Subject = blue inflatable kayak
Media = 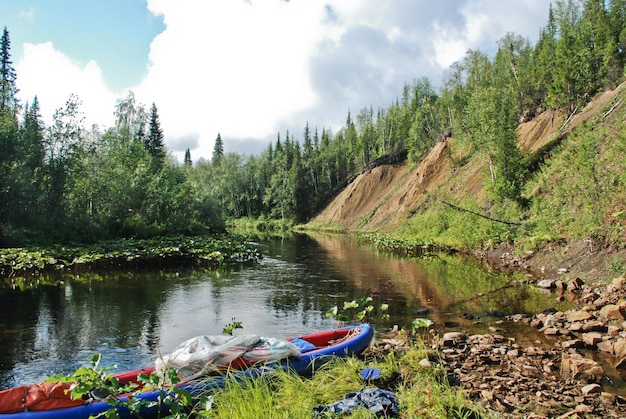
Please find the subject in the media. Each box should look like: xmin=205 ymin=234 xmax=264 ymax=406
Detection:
xmin=0 ymin=325 xmax=374 ymax=418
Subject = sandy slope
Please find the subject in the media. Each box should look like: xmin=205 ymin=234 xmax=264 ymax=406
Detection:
xmin=312 ymin=81 xmax=625 ymax=235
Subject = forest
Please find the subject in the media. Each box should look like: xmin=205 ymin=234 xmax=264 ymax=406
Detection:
xmin=1 ymin=0 xmax=625 ymax=246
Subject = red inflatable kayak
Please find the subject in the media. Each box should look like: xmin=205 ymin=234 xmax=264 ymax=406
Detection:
xmin=0 ymin=325 xmax=374 ymax=418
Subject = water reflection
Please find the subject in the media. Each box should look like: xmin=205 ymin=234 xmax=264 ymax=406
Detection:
xmin=307 ymin=234 xmax=572 ymax=329
xmin=0 ymin=234 xmax=570 ymax=390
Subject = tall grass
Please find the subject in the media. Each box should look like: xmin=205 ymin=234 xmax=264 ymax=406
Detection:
xmin=201 ymin=344 xmax=492 ymax=418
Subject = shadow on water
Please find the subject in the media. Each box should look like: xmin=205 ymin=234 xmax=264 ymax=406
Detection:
xmin=0 ymin=233 xmax=576 ymax=390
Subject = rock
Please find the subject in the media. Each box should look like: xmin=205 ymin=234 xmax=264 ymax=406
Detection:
xmin=582 ymin=320 xmax=606 ymax=332
xmin=441 ymin=332 xmax=466 ymax=347
xmin=613 ymin=339 xmax=626 ymax=358
xmin=543 ymin=327 xmax=560 ymax=335
xmin=575 ymin=403 xmax=594 ymax=413
xmin=568 ymin=321 xmax=583 ymax=332
xmin=507 ymin=348 xmax=520 ymax=358
xmin=566 ymin=310 xmax=593 ymax=322
xmin=558 ymin=267 xmax=569 ymax=274
xmin=537 ymin=279 xmax=556 ymax=289
xmin=561 ymin=339 xmax=584 ymax=349
xmin=613 ymin=275 xmax=626 ymax=286
xmin=567 ymin=277 xmax=584 ymax=291
xmin=599 ymin=304 xmax=626 ymax=320
xmin=596 ymin=340 xmax=615 ymax=354
xmin=581 ymin=383 xmax=601 ymax=395
xmin=480 ymin=390 xmax=494 ymax=401
xmin=600 ymin=392 xmax=616 ymax=404
xmin=581 ymin=291 xmax=598 ymax=302
xmin=614 ymin=354 xmax=626 ymax=369
xmin=581 ymin=332 xmax=603 ymax=347
xmin=607 ymin=325 xmax=621 ymax=337
xmin=419 ymin=358 xmax=432 ymax=368
xmin=561 ymin=353 xmax=604 ymax=381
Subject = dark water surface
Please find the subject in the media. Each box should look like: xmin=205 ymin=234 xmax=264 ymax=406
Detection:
xmin=0 ymin=234 xmax=571 ymax=389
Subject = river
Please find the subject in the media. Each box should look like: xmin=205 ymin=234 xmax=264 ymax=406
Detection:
xmin=0 ymin=233 xmax=571 ymax=389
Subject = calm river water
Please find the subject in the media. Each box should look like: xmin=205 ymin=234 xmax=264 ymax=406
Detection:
xmin=0 ymin=233 xmax=570 ymax=390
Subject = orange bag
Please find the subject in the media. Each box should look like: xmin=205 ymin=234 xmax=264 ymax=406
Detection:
xmin=0 ymin=382 xmax=86 ymax=413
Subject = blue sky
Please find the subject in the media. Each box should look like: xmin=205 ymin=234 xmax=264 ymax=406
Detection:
xmin=5 ymin=0 xmax=164 ymax=90
xmin=2 ymin=1 xmax=549 ymax=162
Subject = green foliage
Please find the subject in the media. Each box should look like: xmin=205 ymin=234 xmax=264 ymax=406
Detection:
xmin=357 ymin=233 xmax=447 ymax=256
xmin=607 ymin=255 xmax=626 ymax=274
xmin=522 ymin=100 xmax=626 ymax=246
xmin=49 ymin=353 xmax=211 ymax=419
xmin=0 ymin=235 xmax=261 ymax=285
xmin=222 ymin=317 xmax=243 ymax=335
xmin=325 ymin=296 xmax=390 ymax=325
xmin=205 ymin=343 xmax=486 ymax=418
xmin=2 ymin=0 xmax=626 ymax=250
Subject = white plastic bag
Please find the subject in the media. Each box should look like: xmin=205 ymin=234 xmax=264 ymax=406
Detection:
xmin=155 ymin=334 xmax=302 ymax=381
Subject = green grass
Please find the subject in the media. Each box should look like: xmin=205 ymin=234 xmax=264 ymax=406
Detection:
xmin=200 ymin=344 xmax=492 ymax=418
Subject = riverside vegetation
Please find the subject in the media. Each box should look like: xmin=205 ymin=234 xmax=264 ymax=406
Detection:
xmin=0 ymin=235 xmax=261 ymax=289
xmin=2 ymin=0 xmax=626 ymax=417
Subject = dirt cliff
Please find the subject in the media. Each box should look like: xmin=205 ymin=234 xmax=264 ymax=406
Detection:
xmin=312 ymin=82 xmax=624 ymax=234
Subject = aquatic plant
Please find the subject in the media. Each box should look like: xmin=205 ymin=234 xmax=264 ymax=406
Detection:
xmin=326 ymin=296 xmax=390 ymax=325
xmin=0 ymin=234 xmax=262 ymax=289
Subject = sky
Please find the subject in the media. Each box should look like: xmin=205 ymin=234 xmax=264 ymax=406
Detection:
xmin=2 ymin=0 xmax=550 ymax=163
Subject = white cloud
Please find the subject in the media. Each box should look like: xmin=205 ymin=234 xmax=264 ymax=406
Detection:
xmin=136 ymin=0 xmax=329 ymax=159
xmin=16 ymin=42 xmax=117 ymax=130
xmin=14 ymin=1 xmax=549 ymax=162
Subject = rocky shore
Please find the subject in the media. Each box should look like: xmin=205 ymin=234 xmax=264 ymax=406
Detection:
xmin=366 ymin=274 xmax=626 ymax=418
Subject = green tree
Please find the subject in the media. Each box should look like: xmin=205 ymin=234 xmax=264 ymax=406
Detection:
xmin=145 ymin=102 xmax=166 ymax=170
xmin=0 ymin=27 xmax=18 ymax=114
xmin=0 ymin=26 xmax=19 ymax=236
xmin=495 ymin=33 xmax=535 ymax=119
xmin=212 ymin=133 xmax=224 ymax=166
xmin=549 ymin=0 xmax=592 ymax=112
xmin=15 ymin=97 xmax=46 ymax=225
xmin=184 ymin=148 xmax=192 ymax=167
xmin=608 ymin=0 xmax=626 ymax=74
xmin=582 ymin=0 xmax=621 ymax=87
xmin=42 ymin=94 xmax=86 ymax=226
xmin=114 ymin=91 xmax=147 ymax=143
xmin=407 ymin=77 xmax=443 ymax=161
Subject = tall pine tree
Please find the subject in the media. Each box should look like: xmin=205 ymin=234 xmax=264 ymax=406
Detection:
xmin=184 ymin=148 xmax=192 ymax=167
xmin=212 ymin=133 xmax=224 ymax=166
xmin=0 ymin=27 xmax=18 ymax=114
xmin=146 ymin=102 xmax=166 ymax=170
xmin=0 ymin=27 xmax=19 ymax=234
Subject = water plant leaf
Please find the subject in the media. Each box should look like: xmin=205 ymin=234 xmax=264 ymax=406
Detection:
xmin=411 ymin=318 xmax=434 ymax=329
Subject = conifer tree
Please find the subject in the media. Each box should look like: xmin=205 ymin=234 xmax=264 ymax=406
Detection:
xmin=0 ymin=27 xmax=19 ymax=232
xmin=0 ymin=27 xmax=18 ymax=114
xmin=212 ymin=133 xmax=224 ymax=166
xmin=146 ymin=102 xmax=166 ymax=169
xmin=184 ymin=148 xmax=192 ymax=167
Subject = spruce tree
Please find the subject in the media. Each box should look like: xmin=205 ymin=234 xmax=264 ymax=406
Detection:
xmin=184 ymin=148 xmax=192 ymax=167
xmin=212 ymin=133 xmax=224 ymax=166
xmin=0 ymin=27 xmax=18 ymax=114
xmin=0 ymin=26 xmax=19 ymax=232
xmin=146 ymin=102 xmax=166 ymax=170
